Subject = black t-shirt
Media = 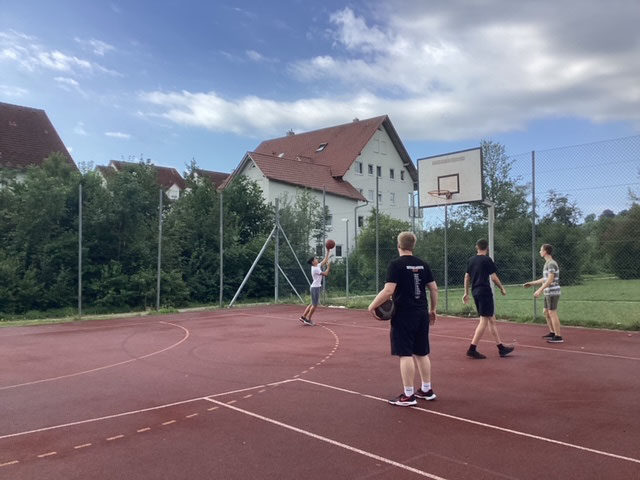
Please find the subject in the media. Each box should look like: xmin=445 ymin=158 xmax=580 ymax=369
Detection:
xmin=385 ymin=255 xmax=435 ymax=312
xmin=466 ymin=254 xmax=496 ymax=296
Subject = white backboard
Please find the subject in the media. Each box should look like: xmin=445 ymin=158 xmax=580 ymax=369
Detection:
xmin=417 ymin=147 xmax=483 ymax=208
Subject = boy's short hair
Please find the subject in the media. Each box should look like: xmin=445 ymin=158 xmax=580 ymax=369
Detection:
xmin=397 ymin=231 xmax=416 ymax=251
xmin=542 ymin=244 xmax=553 ymax=255
xmin=476 ymin=239 xmax=489 ymax=250
xmin=307 ymin=256 xmax=316 ymax=265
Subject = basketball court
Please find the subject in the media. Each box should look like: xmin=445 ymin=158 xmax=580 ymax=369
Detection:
xmin=1 ymin=306 xmax=639 ymax=479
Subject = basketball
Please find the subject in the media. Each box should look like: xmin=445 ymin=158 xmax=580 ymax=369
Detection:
xmin=326 ymin=239 xmax=335 ymax=249
xmin=374 ymin=298 xmax=395 ymax=321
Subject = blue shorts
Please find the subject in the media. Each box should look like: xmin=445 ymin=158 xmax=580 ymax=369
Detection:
xmin=310 ymin=287 xmax=321 ymax=306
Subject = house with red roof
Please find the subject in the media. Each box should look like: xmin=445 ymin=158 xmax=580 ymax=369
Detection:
xmin=220 ymin=115 xmax=418 ymax=256
xmin=0 ymin=101 xmax=76 ymax=182
xmin=193 ymin=168 xmax=228 ymax=188
xmin=97 ymin=160 xmax=186 ymax=200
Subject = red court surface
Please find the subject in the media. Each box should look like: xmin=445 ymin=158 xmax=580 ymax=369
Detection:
xmin=1 ymin=305 xmax=639 ymax=479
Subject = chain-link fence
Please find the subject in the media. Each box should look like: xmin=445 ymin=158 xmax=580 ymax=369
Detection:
xmin=1 ymin=136 xmax=639 ymax=328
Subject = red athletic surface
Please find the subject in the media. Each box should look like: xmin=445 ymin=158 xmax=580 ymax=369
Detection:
xmin=1 ymin=306 xmax=639 ymax=479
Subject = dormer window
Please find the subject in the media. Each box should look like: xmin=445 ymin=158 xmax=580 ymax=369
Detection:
xmin=278 ymin=152 xmax=285 ymax=158
xmin=316 ymin=143 xmax=328 ymax=152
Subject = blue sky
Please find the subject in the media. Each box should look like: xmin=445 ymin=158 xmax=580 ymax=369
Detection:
xmin=2 ymin=0 xmax=639 ymax=201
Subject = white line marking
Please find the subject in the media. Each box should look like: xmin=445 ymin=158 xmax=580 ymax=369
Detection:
xmin=297 ymin=378 xmax=640 ymax=465
xmin=74 ymin=443 xmax=92 ymax=449
xmin=207 ymin=407 xmax=219 ymax=411
xmin=37 ymin=452 xmax=57 ymax=458
xmin=0 ymin=381 xmax=297 ymax=441
xmin=0 ymin=322 xmax=191 ymax=390
xmin=162 ymin=420 xmax=176 ymax=426
xmin=242 ymin=395 xmax=253 ymax=399
xmin=203 ymin=398 xmax=448 ymax=480
xmin=186 ymin=413 xmax=199 ymax=418
xmin=106 ymin=435 xmax=124 ymax=441
xmin=137 ymin=428 xmax=151 ymax=433
xmin=0 ymin=460 xmax=19 ymax=467
xmin=227 ymin=400 xmax=237 ymax=405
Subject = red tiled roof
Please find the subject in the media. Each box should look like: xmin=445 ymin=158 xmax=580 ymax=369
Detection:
xmin=194 ymin=168 xmax=228 ymax=187
xmin=238 ymin=152 xmax=366 ymax=201
xmin=108 ymin=160 xmax=186 ymax=190
xmin=254 ymin=115 xmax=417 ymax=180
xmin=0 ymin=101 xmax=76 ymax=170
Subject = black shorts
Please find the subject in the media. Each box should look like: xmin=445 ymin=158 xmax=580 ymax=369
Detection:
xmin=473 ymin=294 xmax=495 ymax=317
xmin=390 ymin=309 xmax=430 ymax=356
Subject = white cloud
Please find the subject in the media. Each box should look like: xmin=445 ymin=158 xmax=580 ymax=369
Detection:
xmin=74 ymin=121 xmax=87 ymax=136
xmin=0 ymin=30 xmax=120 ymax=76
xmin=0 ymin=84 xmax=28 ymax=97
xmin=141 ymin=2 xmax=640 ymax=141
xmin=105 ymin=131 xmax=132 ymax=139
xmin=75 ymin=37 xmax=116 ymax=56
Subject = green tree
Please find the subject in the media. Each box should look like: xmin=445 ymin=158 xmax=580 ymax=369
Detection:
xmin=601 ymin=204 xmax=640 ymax=279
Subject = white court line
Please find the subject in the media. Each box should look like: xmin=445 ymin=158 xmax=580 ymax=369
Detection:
xmin=296 ymin=378 xmax=640 ymax=466
xmin=322 ymin=322 xmax=640 ymax=362
xmin=0 ymin=379 xmax=296 ymax=441
xmin=0 ymin=321 xmax=190 ymax=391
xmin=203 ymin=397 xmax=449 ymax=480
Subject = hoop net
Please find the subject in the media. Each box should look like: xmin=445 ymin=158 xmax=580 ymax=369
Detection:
xmin=427 ymin=189 xmax=452 ymax=200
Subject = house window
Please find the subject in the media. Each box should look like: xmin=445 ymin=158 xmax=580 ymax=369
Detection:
xmin=390 ymin=192 xmax=396 ymax=205
xmin=316 ymin=244 xmax=323 ymax=256
xmin=376 ymin=166 xmax=382 ymax=177
xmin=335 ymin=245 xmax=343 ymax=257
xmin=400 ymin=170 xmax=405 ymax=181
xmin=326 ymin=215 xmax=333 ymax=226
xmin=378 ymin=192 xmax=383 ymax=204
xmin=358 ymin=188 xmax=364 ymax=195
xmin=373 ymin=139 xmax=380 ymax=153
xmin=316 ymin=142 xmax=328 ymax=152
xmin=389 ymin=168 xmax=395 ymax=179
xmin=381 ymin=140 xmax=387 ymax=155
xmin=358 ymin=216 xmax=364 ymax=228
xmin=368 ymin=164 xmax=374 ymax=175
xmin=367 ymin=190 xmax=374 ymax=201
xmin=355 ymin=161 xmax=363 ymax=174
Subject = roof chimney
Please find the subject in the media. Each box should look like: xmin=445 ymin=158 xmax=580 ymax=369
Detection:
xmin=286 ymin=129 xmax=295 ymax=136
xmin=352 ymin=117 xmax=360 ymax=122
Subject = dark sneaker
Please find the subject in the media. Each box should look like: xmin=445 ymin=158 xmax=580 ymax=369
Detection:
xmin=499 ymin=345 xmax=515 ymax=357
xmin=415 ymin=388 xmax=436 ymax=401
xmin=299 ymin=316 xmax=312 ymax=326
xmin=388 ymin=393 xmax=417 ymax=406
xmin=547 ymin=335 xmax=564 ymax=343
xmin=467 ymin=349 xmax=487 ymax=359
xmin=542 ymin=332 xmax=555 ymax=339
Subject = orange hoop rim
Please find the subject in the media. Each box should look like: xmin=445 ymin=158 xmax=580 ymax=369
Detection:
xmin=427 ymin=189 xmax=452 ymax=200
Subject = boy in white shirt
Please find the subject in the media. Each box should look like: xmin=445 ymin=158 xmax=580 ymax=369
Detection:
xmin=300 ymin=247 xmax=332 ymax=325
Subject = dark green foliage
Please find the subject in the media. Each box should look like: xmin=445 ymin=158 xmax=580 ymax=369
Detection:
xmin=601 ymin=204 xmax=640 ymax=279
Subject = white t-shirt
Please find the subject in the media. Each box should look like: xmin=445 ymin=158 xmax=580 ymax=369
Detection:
xmin=311 ymin=265 xmax=323 ymax=288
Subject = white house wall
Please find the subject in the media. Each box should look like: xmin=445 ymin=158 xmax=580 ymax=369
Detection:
xmin=343 ymin=126 xmax=416 ymax=237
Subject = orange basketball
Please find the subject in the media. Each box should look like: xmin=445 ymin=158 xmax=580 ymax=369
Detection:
xmin=326 ymin=239 xmax=336 ymax=249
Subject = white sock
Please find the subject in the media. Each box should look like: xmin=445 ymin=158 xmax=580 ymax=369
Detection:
xmin=404 ymin=386 xmax=414 ymax=397
xmin=422 ymin=382 xmax=431 ymax=392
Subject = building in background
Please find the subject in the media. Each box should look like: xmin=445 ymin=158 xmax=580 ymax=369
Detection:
xmin=220 ymin=115 xmax=418 ymax=256
xmin=96 ymin=160 xmax=186 ymax=200
xmin=0 ymin=101 xmax=76 ymax=182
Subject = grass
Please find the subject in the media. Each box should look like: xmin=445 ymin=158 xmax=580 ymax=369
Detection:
xmin=326 ymin=275 xmax=640 ymax=331
xmin=2 ymin=276 xmax=638 ymax=331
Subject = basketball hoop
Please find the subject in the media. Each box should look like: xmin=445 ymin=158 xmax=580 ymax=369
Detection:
xmin=428 ymin=189 xmax=452 ymax=200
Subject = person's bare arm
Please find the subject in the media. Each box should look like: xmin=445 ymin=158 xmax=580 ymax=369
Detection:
xmin=523 ymin=277 xmax=544 ymax=288
xmin=426 ymin=281 xmax=438 ymax=325
xmin=462 ymin=273 xmax=471 ymax=304
xmin=534 ymin=272 xmax=554 ymax=298
xmin=491 ymin=273 xmax=507 ymax=296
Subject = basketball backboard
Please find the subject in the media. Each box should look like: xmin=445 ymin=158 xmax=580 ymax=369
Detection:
xmin=417 ymin=147 xmax=483 ymax=208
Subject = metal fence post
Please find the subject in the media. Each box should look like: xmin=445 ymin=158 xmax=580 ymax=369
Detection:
xmin=78 ymin=182 xmax=82 ymax=317
xmin=531 ymin=150 xmax=537 ymax=320
xmin=156 ymin=189 xmax=163 ymax=311
xmin=219 ymin=190 xmax=224 ymax=308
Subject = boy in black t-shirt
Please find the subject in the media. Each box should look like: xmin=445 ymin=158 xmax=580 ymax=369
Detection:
xmin=462 ymin=239 xmax=514 ymax=359
xmin=368 ymin=232 xmax=439 ymax=407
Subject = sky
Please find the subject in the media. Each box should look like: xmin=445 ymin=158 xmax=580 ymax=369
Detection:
xmin=1 ymin=0 xmax=639 ymax=214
